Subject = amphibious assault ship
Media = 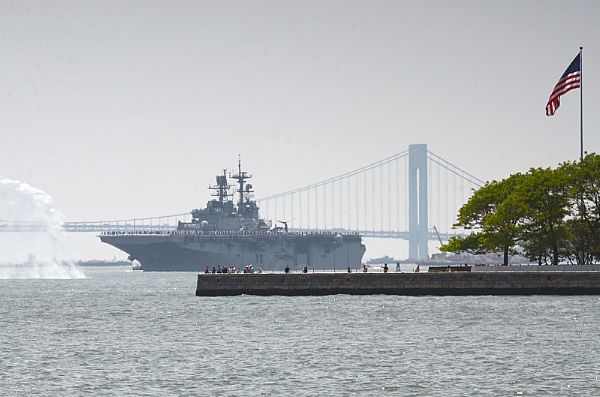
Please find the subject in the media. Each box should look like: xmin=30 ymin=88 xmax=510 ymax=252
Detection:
xmin=100 ymin=161 xmax=366 ymax=271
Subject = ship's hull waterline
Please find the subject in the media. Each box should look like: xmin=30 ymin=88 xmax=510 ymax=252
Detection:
xmin=100 ymin=232 xmax=366 ymax=272
xmin=99 ymin=161 xmax=366 ymax=272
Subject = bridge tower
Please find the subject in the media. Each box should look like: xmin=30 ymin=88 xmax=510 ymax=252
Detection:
xmin=408 ymin=144 xmax=428 ymax=260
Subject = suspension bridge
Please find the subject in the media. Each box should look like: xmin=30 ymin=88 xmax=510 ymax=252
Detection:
xmin=1 ymin=144 xmax=484 ymax=260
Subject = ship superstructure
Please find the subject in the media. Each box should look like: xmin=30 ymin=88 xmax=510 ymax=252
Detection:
xmin=100 ymin=161 xmax=366 ymax=271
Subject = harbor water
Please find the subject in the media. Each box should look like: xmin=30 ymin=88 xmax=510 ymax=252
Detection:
xmin=2 ymin=266 xmax=600 ymax=396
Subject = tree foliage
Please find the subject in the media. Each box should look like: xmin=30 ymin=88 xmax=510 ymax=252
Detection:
xmin=442 ymin=174 xmax=525 ymax=265
xmin=561 ymin=154 xmax=600 ymax=264
xmin=516 ymin=167 xmax=570 ymax=265
xmin=441 ymin=154 xmax=600 ymax=265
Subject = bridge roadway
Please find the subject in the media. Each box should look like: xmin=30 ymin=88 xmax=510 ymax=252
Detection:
xmin=0 ymin=221 xmax=460 ymax=241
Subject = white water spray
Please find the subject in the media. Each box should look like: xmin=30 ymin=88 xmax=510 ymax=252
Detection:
xmin=0 ymin=179 xmax=84 ymax=279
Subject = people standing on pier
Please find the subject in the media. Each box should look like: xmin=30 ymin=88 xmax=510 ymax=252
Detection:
xmin=284 ymin=265 xmax=290 ymax=274
xmin=383 ymin=263 xmax=388 ymax=273
xmin=362 ymin=264 xmax=368 ymax=273
xmin=347 ymin=266 xmax=351 ymax=273
xmin=302 ymin=266 xmax=308 ymax=273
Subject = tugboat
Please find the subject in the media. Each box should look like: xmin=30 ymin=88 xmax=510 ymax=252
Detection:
xmin=100 ymin=159 xmax=366 ymax=271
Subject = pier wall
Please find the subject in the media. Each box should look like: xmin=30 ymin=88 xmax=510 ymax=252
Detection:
xmin=196 ymin=272 xmax=600 ymax=296
xmin=473 ymin=264 xmax=600 ymax=272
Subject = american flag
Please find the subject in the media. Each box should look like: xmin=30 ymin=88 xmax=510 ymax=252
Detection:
xmin=546 ymin=53 xmax=581 ymax=116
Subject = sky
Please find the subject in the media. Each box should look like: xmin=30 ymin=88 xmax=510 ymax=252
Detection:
xmin=1 ymin=0 xmax=599 ymax=260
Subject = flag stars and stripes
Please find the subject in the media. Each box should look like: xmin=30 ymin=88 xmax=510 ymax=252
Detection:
xmin=546 ymin=53 xmax=581 ymax=116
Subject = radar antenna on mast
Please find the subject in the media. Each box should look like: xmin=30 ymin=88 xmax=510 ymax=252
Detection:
xmin=230 ymin=155 xmax=252 ymax=211
xmin=208 ymin=169 xmax=232 ymax=204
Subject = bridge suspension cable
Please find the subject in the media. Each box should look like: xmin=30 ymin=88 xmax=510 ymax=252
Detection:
xmin=427 ymin=150 xmax=485 ymax=187
xmin=256 ymin=150 xmax=409 ymax=201
xmin=63 ymin=212 xmax=191 ymax=225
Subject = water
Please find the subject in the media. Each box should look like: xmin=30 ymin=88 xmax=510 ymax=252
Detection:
xmin=2 ymin=266 xmax=600 ymax=396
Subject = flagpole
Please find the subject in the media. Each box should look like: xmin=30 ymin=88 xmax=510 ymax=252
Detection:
xmin=580 ymin=46 xmax=583 ymax=161
xmin=578 ymin=46 xmax=586 ymax=245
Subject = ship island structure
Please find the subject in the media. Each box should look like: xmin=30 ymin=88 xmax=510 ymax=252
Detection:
xmin=100 ymin=161 xmax=366 ymax=271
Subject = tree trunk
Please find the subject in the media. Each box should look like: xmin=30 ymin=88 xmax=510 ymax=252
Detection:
xmin=504 ymin=245 xmax=509 ymax=266
xmin=553 ymin=241 xmax=559 ymax=265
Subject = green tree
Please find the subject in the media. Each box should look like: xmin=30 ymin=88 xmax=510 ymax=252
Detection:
xmin=516 ymin=167 xmax=570 ymax=265
xmin=441 ymin=174 xmax=525 ymax=265
xmin=562 ymin=154 xmax=600 ymax=264
xmin=444 ymin=155 xmax=600 ymax=265
xmin=442 ymin=233 xmax=487 ymax=255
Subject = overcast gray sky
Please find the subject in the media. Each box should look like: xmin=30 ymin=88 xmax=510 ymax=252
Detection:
xmin=2 ymin=1 xmax=599 ymax=259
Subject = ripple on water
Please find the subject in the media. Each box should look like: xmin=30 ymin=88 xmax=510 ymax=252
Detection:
xmin=1 ymin=270 xmax=600 ymax=396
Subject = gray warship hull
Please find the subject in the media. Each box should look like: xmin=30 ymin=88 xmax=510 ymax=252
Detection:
xmin=100 ymin=160 xmax=366 ymax=271
xmin=100 ymin=232 xmax=365 ymax=272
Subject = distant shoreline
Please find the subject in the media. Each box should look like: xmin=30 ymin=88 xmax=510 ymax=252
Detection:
xmin=76 ymin=260 xmax=131 ymax=267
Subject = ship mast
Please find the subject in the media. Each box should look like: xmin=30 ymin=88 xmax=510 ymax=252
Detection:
xmin=208 ymin=169 xmax=231 ymax=204
xmin=230 ymin=155 xmax=252 ymax=211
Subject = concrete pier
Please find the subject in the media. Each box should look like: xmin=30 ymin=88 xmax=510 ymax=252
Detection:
xmin=196 ymin=272 xmax=600 ymax=296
